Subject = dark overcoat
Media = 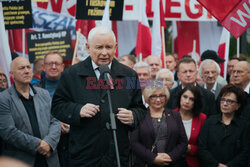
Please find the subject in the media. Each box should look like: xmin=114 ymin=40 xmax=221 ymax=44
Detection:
xmin=51 ymin=57 xmax=146 ymax=167
xmin=130 ymin=108 xmax=188 ymax=167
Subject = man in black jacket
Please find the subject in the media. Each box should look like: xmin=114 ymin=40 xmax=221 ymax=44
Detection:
xmin=166 ymin=57 xmax=216 ymax=117
xmin=51 ymin=26 xmax=146 ymax=167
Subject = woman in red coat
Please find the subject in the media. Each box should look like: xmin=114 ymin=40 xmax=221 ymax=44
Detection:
xmin=175 ymin=85 xmax=207 ymax=167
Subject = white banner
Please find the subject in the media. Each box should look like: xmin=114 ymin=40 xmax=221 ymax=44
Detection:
xmin=123 ymin=0 xmax=217 ymax=21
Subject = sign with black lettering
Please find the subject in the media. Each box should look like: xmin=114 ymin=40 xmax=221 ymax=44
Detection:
xmin=76 ymin=0 xmax=124 ymax=20
xmin=2 ymin=0 xmax=32 ymax=29
xmin=26 ymin=29 xmax=73 ymax=63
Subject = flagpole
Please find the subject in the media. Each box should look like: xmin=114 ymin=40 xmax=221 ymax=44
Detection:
xmin=161 ymin=26 xmax=166 ymax=68
xmin=139 ymin=53 xmax=142 ymax=62
xmin=22 ymin=28 xmax=25 ymax=57
xmin=72 ymin=29 xmax=81 ymax=65
xmin=237 ymin=38 xmax=240 ymax=58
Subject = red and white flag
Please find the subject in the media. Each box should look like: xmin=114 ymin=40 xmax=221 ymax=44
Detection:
xmin=0 ymin=3 xmax=12 ymax=85
xmin=197 ymin=0 xmax=250 ymax=38
xmin=151 ymin=0 xmax=166 ymax=67
xmin=135 ymin=0 xmax=152 ymax=59
xmin=173 ymin=21 xmax=223 ymax=64
xmin=217 ymin=28 xmax=230 ymax=78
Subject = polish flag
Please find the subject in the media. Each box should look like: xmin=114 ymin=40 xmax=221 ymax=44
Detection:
xmin=135 ymin=0 xmax=152 ymax=59
xmin=197 ymin=0 xmax=249 ymax=38
xmin=173 ymin=21 xmax=223 ymax=63
xmin=217 ymin=28 xmax=230 ymax=78
xmin=151 ymin=0 xmax=166 ymax=67
xmin=74 ymin=20 xmax=96 ymax=62
xmin=0 ymin=3 xmax=12 ymax=85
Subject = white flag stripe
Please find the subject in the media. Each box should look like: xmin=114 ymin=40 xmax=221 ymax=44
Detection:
xmin=151 ymin=0 xmax=161 ymax=58
xmin=0 ymin=3 xmax=12 ymax=85
xmin=101 ymin=0 xmax=111 ymax=29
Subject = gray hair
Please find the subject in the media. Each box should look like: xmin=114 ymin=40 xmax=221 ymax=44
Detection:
xmin=88 ymin=26 xmax=116 ymax=43
xmin=134 ymin=62 xmax=151 ymax=74
xmin=156 ymin=68 xmax=174 ymax=81
xmin=199 ymin=59 xmax=221 ymax=77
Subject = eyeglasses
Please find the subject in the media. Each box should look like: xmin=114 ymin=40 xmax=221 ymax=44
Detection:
xmin=44 ymin=62 xmax=63 ymax=67
xmin=220 ymin=98 xmax=238 ymax=104
xmin=0 ymin=79 xmax=7 ymax=83
xmin=149 ymin=95 xmax=166 ymax=100
xmin=0 ymin=73 xmax=7 ymax=83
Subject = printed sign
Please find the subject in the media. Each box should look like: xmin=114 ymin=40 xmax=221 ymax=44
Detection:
xmin=76 ymin=0 xmax=124 ymax=20
xmin=2 ymin=0 xmax=32 ymax=29
xmin=26 ymin=29 xmax=73 ymax=63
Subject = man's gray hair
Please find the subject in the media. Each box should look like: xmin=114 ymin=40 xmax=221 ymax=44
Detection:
xmin=88 ymin=26 xmax=116 ymax=43
xmin=156 ymin=69 xmax=174 ymax=81
xmin=199 ymin=59 xmax=221 ymax=77
xmin=134 ymin=62 xmax=151 ymax=73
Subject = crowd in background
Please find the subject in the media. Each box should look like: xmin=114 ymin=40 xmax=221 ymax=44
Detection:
xmin=0 ymin=26 xmax=249 ymax=167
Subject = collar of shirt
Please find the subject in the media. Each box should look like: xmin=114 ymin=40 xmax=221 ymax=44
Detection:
xmin=244 ymin=82 xmax=250 ymax=94
xmin=91 ymin=60 xmax=112 ymax=79
xmin=14 ymin=84 xmax=35 ymax=99
xmin=181 ymin=83 xmax=197 ymax=89
xmin=204 ymin=81 xmax=217 ymax=94
xmin=215 ymin=113 xmax=241 ymax=127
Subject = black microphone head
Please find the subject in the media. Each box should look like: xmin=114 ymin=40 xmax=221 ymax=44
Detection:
xmin=99 ymin=64 xmax=110 ymax=75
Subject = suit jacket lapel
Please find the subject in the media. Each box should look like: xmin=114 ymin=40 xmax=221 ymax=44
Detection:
xmin=144 ymin=111 xmax=155 ymax=141
xmin=9 ymin=86 xmax=33 ymax=134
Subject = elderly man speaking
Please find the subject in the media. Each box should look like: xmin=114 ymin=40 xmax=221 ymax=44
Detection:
xmin=52 ymin=26 xmax=146 ymax=167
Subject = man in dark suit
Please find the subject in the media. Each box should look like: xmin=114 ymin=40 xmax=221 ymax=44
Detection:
xmin=199 ymin=59 xmax=226 ymax=99
xmin=0 ymin=57 xmax=61 ymax=167
xmin=166 ymin=57 xmax=216 ymax=117
xmin=231 ymin=61 xmax=250 ymax=120
xmin=51 ymin=26 xmax=146 ymax=167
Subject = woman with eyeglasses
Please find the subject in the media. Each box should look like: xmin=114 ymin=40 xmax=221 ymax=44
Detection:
xmin=174 ymin=85 xmax=206 ymax=167
xmin=199 ymin=84 xmax=248 ymax=167
xmin=0 ymin=73 xmax=8 ymax=90
xmin=130 ymin=80 xmax=188 ymax=167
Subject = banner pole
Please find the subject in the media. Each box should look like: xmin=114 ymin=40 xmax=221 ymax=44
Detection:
xmin=237 ymin=37 xmax=240 ymax=58
xmin=161 ymin=26 xmax=166 ymax=68
xmin=22 ymin=29 xmax=25 ymax=57
xmin=72 ymin=29 xmax=81 ymax=65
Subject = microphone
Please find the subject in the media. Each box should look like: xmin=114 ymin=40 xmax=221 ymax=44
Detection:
xmin=99 ymin=64 xmax=114 ymax=89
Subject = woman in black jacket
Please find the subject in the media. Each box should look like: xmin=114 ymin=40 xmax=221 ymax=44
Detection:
xmin=198 ymin=84 xmax=249 ymax=167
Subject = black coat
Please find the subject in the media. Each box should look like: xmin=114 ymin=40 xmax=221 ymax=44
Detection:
xmin=51 ymin=57 xmax=146 ymax=167
xmin=166 ymin=84 xmax=217 ymax=117
xmin=130 ymin=109 xmax=188 ymax=167
xmin=198 ymin=114 xmax=249 ymax=167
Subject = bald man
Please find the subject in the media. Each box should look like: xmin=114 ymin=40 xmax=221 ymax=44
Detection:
xmin=0 ymin=57 xmax=61 ymax=167
xmin=144 ymin=55 xmax=162 ymax=78
xmin=230 ymin=61 xmax=250 ymax=122
xmin=231 ymin=61 xmax=250 ymax=93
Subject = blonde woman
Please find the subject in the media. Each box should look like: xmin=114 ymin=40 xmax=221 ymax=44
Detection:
xmin=130 ymin=80 xmax=188 ymax=167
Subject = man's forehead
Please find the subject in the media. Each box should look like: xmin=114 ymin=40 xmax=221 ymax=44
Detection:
xmin=15 ymin=59 xmax=30 ymax=67
xmin=203 ymin=63 xmax=216 ymax=70
xmin=136 ymin=67 xmax=150 ymax=73
xmin=179 ymin=62 xmax=196 ymax=69
xmin=159 ymin=72 xmax=171 ymax=77
xmin=148 ymin=59 xmax=160 ymax=64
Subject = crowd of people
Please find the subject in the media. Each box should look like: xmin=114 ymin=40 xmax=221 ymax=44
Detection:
xmin=0 ymin=26 xmax=249 ymax=167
